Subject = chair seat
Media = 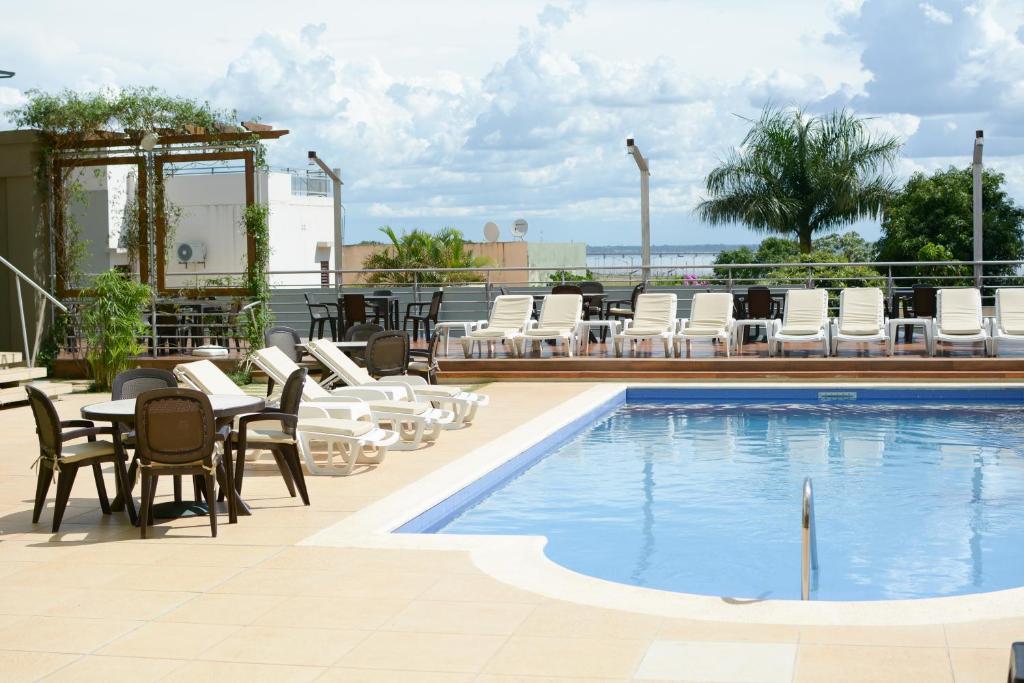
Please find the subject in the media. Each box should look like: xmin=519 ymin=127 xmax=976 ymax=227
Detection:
xmin=60 ymin=440 xmax=117 ymax=463
xmin=469 ymin=328 xmax=516 ymax=338
xmin=681 ymin=326 xmax=726 ymax=336
xmin=408 ymin=361 xmax=430 ymax=372
xmin=368 ymin=400 xmax=431 ymax=415
xmin=938 ymin=326 xmax=983 ymax=335
xmin=524 ymin=327 xmax=573 ymax=337
xmin=624 ymin=326 xmax=670 ymax=336
xmin=242 ymin=428 xmax=296 ymax=444
xmin=299 ymin=418 xmax=375 ymax=438
xmin=838 ymin=325 xmax=881 ymax=336
xmin=780 ymin=327 xmax=822 ymax=336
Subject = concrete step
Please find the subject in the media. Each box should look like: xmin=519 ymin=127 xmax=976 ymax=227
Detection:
xmin=0 ymin=365 xmax=46 ymax=387
xmin=0 ymin=381 xmax=74 ymax=406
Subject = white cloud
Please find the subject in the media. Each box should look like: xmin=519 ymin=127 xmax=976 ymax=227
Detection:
xmin=919 ymin=2 xmax=953 ymax=25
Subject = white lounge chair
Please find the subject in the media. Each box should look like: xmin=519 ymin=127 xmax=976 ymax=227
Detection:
xmin=769 ymin=289 xmax=830 ymax=357
xmin=305 ymin=338 xmax=488 ymax=427
xmin=830 ymin=287 xmax=889 ymax=355
xmin=518 ymin=294 xmax=583 ymax=357
xmin=461 ymin=294 xmax=534 ymax=358
xmin=674 ymin=292 xmax=734 ymax=358
xmin=932 ymin=288 xmax=989 ymax=356
xmin=989 ymin=288 xmax=1024 ymax=356
xmin=613 ymin=293 xmax=677 ymax=357
xmin=253 ymin=346 xmax=453 ymax=450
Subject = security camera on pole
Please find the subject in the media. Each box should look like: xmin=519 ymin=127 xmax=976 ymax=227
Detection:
xmin=626 ymin=138 xmax=651 ymax=284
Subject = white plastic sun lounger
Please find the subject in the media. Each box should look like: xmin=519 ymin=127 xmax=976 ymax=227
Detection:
xmin=305 ymin=338 xmax=488 ymax=427
xmin=613 ymin=293 xmax=677 ymax=357
xmin=254 ymin=346 xmax=453 ymax=450
xmin=674 ymin=292 xmax=734 ymax=358
xmin=932 ymin=288 xmax=989 ymax=356
xmin=461 ymin=294 xmax=534 ymax=358
xmin=517 ymin=294 xmax=582 ymax=357
xmin=769 ymin=289 xmax=830 ymax=357
xmin=829 ymin=287 xmax=889 ymax=355
xmin=989 ymin=288 xmax=1024 ymax=356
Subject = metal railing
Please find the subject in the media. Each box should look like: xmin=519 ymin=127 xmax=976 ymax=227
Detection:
xmin=0 ymin=255 xmax=67 ymax=368
xmin=801 ymin=477 xmax=819 ymax=601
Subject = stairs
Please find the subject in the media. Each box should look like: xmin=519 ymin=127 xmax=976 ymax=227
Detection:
xmin=0 ymin=352 xmax=74 ymax=406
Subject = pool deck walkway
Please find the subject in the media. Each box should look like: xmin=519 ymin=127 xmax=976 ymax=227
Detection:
xmin=0 ymin=383 xmax=1020 ymax=682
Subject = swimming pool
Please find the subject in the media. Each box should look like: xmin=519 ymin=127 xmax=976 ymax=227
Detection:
xmin=400 ymin=387 xmax=1024 ymax=601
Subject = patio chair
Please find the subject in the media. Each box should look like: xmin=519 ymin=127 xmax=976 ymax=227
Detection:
xmin=134 ymin=388 xmax=236 ymax=538
xmin=26 ymin=384 xmax=132 ymax=533
xmin=903 ymin=285 xmax=937 ymax=344
xmin=403 ymin=290 xmax=443 ymax=342
xmin=460 ymin=294 xmax=534 ymax=358
xmin=264 ymin=325 xmax=304 ymax=394
xmin=769 ymin=289 xmax=830 ymax=357
xmin=932 ymin=288 xmax=988 ymax=356
xmin=408 ymin=331 xmax=442 ymax=384
xmin=829 ymin=287 xmax=889 ymax=355
xmin=305 ymin=337 xmax=488 ymax=426
xmin=613 ymin=292 xmax=677 ymax=357
xmin=740 ymin=286 xmax=778 ymax=344
xmin=604 ymin=283 xmax=646 ymax=323
xmin=304 ymin=293 xmax=338 ymax=341
xmin=254 ymin=345 xmax=448 ymax=450
xmin=674 ymin=292 xmax=735 ymax=358
xmin=517 ymin=294 xmax=583 ymax=357
xmin=365 ymin=330 xmax=411 ymax=378
xmin=988 ymin=288 xmax=1024 ymax=356
xmin=345 ymin=323 xmax=385 ymax=367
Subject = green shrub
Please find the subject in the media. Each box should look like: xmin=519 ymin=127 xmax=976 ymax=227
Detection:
xmin=81 ymin=269 xmax=151 ymax=391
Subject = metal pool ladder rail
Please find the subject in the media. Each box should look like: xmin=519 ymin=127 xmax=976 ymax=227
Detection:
xmin=801 ymin=477 xmax=819 ymax=600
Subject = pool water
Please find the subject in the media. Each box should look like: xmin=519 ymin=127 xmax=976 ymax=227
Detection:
xmin=437 ymin=400 xmax=1024 ymax=600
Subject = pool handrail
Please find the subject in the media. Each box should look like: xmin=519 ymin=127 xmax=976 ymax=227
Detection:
xmin=801 ymin=476 xmax=819 ymax=600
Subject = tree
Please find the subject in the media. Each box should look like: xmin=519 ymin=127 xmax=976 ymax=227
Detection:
xmin=695 ymin=106 xmax=901 ymax=253
xmin=361 ymin=226 xmax=491 ymax=284
xmin=876 ymin=166 xmax=1024 ymax=277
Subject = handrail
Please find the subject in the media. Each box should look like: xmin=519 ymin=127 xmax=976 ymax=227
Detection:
xmin=0 ymin=254 xmax=66 ymax=368
xmin=0 ymin=255 xmax=67 ymax=312
xmin=801 ymin=477 xmax=819 ymax=601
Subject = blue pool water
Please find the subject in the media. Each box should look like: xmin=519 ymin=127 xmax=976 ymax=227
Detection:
xmin=416 ymin=389 xmax=1024 ymax=601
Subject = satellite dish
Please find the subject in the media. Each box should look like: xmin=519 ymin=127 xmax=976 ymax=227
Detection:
xmin=483 ymin=221 xmax=500 ymax=243
xmin=511 ymin=218 xmax=529 ymax=240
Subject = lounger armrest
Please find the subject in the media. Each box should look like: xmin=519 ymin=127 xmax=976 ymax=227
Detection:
xmin=378 ymin=375 xmax=429 ymax=387
xmin=525 ymin=320 xmax=538 ymax=331
xmin=677 ymin=318 xmax=689 ymax=334
xmin=297 ymin=405 xmax=330 ymax=418
xmin=620 ymin=319 xmax=634 ymax=333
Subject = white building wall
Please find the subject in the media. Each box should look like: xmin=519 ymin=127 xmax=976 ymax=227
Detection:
xmin=262 ymin=172 xmax=334 ymax=287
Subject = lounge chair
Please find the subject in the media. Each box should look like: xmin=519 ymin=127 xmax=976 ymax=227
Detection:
xmin=769 ymin=289 xmax=830 ymax=357
xmin=253 ymin=345 xmax=452 ymax=450
xmin=306 ymin=337 xmax=488 ymax=426
xmin=613 ymin=293 xmax=677 ymax=357
xmin=830 ymin=287 xmax=889 ymax=355
xmin=517 ymin=294 xmax=583 ymax=357
xmin=460 ymin=294 xmax=534 ymax=358
xmin=932 ymin=288 xmax=989 ymax=356
xmin=674 ymin=292 xmax=734 ymax=358
xmin=989 ymin=288 xmax=1024 ymax=356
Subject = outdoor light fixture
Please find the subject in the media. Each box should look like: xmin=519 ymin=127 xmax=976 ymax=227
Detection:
xmin=626 ymin=138 xmax=651 ymax=283
xmin=139 ymin=131 xmax=159 ymax=151
xmin=973 ymin=130 xmax=984 ymax=283
xmin=0 ymin=70 xmax=13 ymax=79
xmin=308 ymin=150 xmax=345 ymax=289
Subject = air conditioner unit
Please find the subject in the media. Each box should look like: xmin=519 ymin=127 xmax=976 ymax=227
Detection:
xmin=176 ymin=241 xmax=207 ymax=264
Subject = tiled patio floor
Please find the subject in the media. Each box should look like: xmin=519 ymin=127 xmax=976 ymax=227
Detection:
xmin=0 ymin=384 xmax=1019 ymax=682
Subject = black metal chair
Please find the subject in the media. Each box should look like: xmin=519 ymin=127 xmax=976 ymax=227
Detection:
xmin=403 ymin=290 xmax=443 ymax=342
xmin=345 ymin=323 xmax=385 ymax=367
xmin=304 ymin=293 xmax=338 ymax=341
xmin=232 ymin=368 xmax=310 ymax=506
xmin=134 ymin=388 xmax=235 ymax=538
xmin=365 ymin=330 xmax=411 ymax=378
xmin=26 ymin=385 xmax=133 ymax=533
xmin=743 ymin=286 xmax=778 ymax=343
xmin=340 ymin=293 xmax=370 ymax=338
xmin=551 ymin=284 xmax=584 ymax=295
xmin=371 ymin=289 xmax=393 ymax=328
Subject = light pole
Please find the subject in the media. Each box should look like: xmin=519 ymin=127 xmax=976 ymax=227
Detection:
xmin=0 ymin=70 xmax=14 ymax=78
xmin=308 ymin=151 xmax=344 ymax=290
xmin=626 ymin=138 xmax=651 ymax=283
xmin=972 ymin=130 xmax=984 ymax=285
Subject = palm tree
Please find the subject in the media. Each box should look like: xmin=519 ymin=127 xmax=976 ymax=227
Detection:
xmin=362 ymin=226 xmax=490 ymax=284
xmin=695 ymin=107 xmax=901 ymax=253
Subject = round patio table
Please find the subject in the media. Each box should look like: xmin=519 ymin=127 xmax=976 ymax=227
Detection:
xmin=81 ymin=394 xmax=265 ymax=520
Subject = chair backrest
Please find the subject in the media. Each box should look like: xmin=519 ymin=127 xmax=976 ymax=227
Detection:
xmin=279 ymin=368 xmax=307 ymax=417
xmin=551 ymin=284 xmax=583 ymax=296
xmin=537 ymin=294 xmax=583 ymax=329
xmin=342 ymin=294 xmax=367 ymax=326
xmin=263 ymin=326 xmax=303 ymax=363
xmin=427 ymin=289 xmax=444 ymax=320
xmin=781 ymin=289 xmax=828 ymax=334
xmin=26 ymin=384 xmax=61 ymax=456
xmin=632 ymin=293 xmax=677 ymax=331
xmin=174 ymin=360 xmax=244 ymax=396
xmin=837 ymin=288 xmax=884 ymax=334
xmin=487 ymin=295 xmax=534 ymax=332
xmin=365 ymin=331 xmax=410 ymax=378
xmin=134 ymin=388 xmax=215 ymax=466
xmin=937 ymin=288 xmax=983 ymax=334
xmin=631 ymin=283 xmax=647 ymax=308
xmin=996 ymin=288 xmax=1024 ymax=334
xmin=373 ymin=289 xmax=392 ymax=296
xmin=687 ymin=292 xmax=733 ymax=329
xmin=112 ymin=368 xmax=177 ymax=401
xmin=345 ymin=323 xmax=385 ymax=342
xmin=296 ymin=340 xmax=376 ymax=393
xmin=912 ymin=285 xmax=937 ymax=318
xmin=579 ymin=281 xmax=604 ymax=294
xmin=746 ymin=286 xmax=773 ymax=319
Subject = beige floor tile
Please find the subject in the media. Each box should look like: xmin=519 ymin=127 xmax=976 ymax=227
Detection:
xmin=43 ymin=588 xmax=193 ymax=621
xmin=418 ymin=574 xmax=546 ymax=604
xmin=515 ymin=602 xmax=661 ymax=640
xmin=3 ymin=561 xmax=131 ymax=589
xmin=0 ymin=615 xmax=141 ymax=654
xmin=635 ymin=640 xmax=797 ymax=682
xmin=0 ymin=649 xmax=78 ymax=683
xmin=151 ymin=542 xmax=283 ymax=567
xmin=305 ymin=569 xmax=443 ymax=600
xmin=254 ymin=595 xmax=409 ymax=630
xmin=211 ymin=567 xmax=323 ymax=596
xmin=202 ymin=625 xmax=366 ymax=667
xmin=105 ymin=562 xmax=242 ymax=593
xmin=477 ymin=676 xmax=626 ymax=683
xmin=163 ymin=659 xmax=325 ymax=682
xmin=384 ymin=599 xmax=535 ymax=635
xmin=340 ymin=631 xmax=506 ymax=673
xmin=159 ymin=593 xmax=287 ymax=626
xmin=259 ymin=545 xmax=477 ymax=574
xmin=41 ymin=654 xmax=185 ymax=681
xmin=799 ymin=624 xmax=948 ymax=648
xmin=484 ymin=635 xmax=648 ymax=679
xmin=795 ymin=644 xmax=954 ymax=683
xmin=0 ymin=586 xmax=70 ymax=616
xmin=97 ymin=621 xmax=239 ymax=659
xmin=657 ymin=619 xmax=801 ymax=643
xmin=949 ymin=647 xmax=1010 ymax=683
xmin=320 ymin=669 xmax=475 ymax=682
xmin=945 ymin=617 xmax=1024 ymax=649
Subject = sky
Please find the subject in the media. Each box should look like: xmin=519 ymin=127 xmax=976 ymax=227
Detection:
xmin=3 ymin=0 xmax=1024 ymax=246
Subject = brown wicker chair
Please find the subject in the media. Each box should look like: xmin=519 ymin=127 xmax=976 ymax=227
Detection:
xmin=27 ymin=385 xmax=135 ymax=532
xmin=134 ymin=388 xmax=235 ymax=538
xmin=365 ymin=330 xmax=410 ymax=378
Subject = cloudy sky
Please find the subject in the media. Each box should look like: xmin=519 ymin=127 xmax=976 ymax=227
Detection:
xmin=3 ymin=0 xmax=1024 ymax=246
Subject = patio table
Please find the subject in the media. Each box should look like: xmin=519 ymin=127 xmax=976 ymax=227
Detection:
xmin=81 ymin=394 xmax=264 ymax=519
xmin=886 ymin=317 xmax=933 ymax=356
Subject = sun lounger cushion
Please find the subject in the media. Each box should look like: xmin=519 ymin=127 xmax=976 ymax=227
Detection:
xmin=176 ymin=360 xmax=244 ymax=395
xmin=938 ymin=289 xmax=982 ymax=334
xmin=682 ymin=325 xmax=726 ymax=336
xmin=367 ymin=400 xmax=430 ymax=415
xmin=297 ymin=418 xmax=375 ymax=437
xmin=998 ymin=289 xmax=1024 ymax=335
xmin=525 ymin=326 xmax=574 ymax=337
xmin=627 ymin=294 xmax=677 ymax=334
xmin=780 ymin=290 xmax=826 ymax=335
xmin=470 ymin=295 xmax=533 ymax=336
xmin=685 ymin=293 xmax=731 ymax=332
xmin=838 ymin=288 xmax=882 ymax=335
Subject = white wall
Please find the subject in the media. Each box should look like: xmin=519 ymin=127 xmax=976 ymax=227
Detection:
xmin=262 ymin=172 xmax=334 ymax=287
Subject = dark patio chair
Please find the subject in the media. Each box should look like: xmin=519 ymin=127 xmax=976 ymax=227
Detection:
xmin=365 ymin=330 xmax=410 ymax=379
xmin=551 ymin=284 xmax=584 ymax=295
xmin=134 ymin=388 xmax=236 ymax=538
xmin=743 ymin=286 xmax=777 ymax=343
xmin=409 ymin=330 xmax=442 ymax=384
xmin=232 ymin=368 xmax=309 ymax=506
xmin=27 ymin=384 xmax=132 ymax=532
xmin=905 ymin=285 xmax=937 ymax=343
xmin=579 ymin=281 xmax=605 ymax=320
xmin=403 ymin=290 xmax=443 ymax=342
xmin=605 ymin=282 xmax=646 ymax=341
xmin=371 ymin=289 xmax=394 ymax=328
xmin=345 ymin=322 xmax=385 ymax=367
xmin=304 ymin=293 xmax=338 ymax=341
xmin=341 ymin=293 xmax=372 ymax=337
xmin=264 ymin=326 xmax=304 ymax=395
